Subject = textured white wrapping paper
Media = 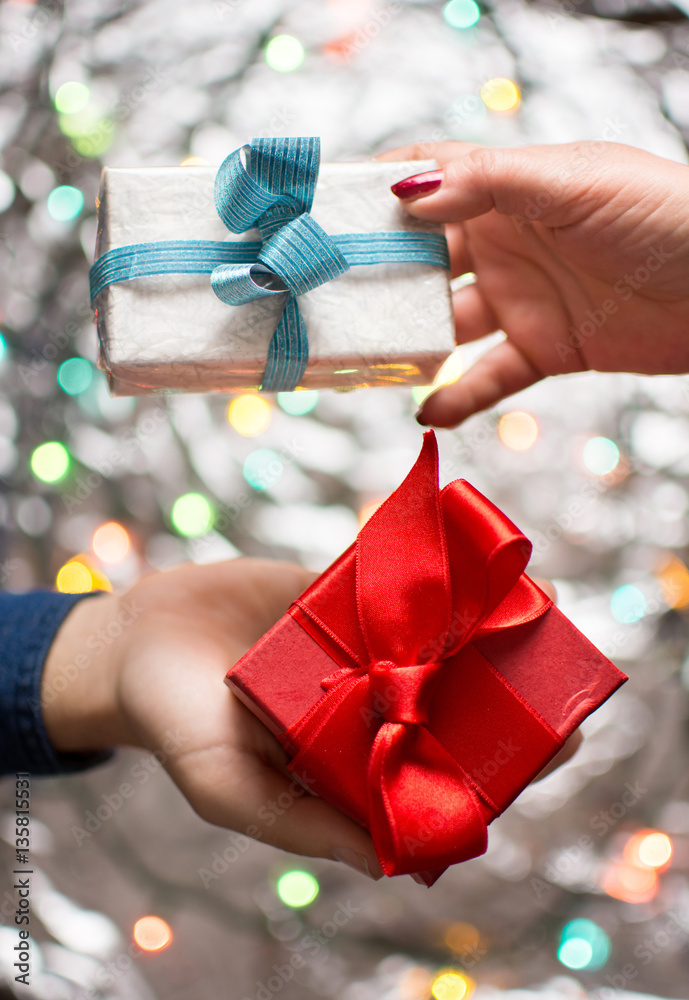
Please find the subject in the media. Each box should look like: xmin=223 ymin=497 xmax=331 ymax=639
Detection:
xmin=93 ymin=159 xmax=455 ymax=395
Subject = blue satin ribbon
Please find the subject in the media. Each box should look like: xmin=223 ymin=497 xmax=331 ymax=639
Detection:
xmin=90 ymin=137 xmax=450 ymax=392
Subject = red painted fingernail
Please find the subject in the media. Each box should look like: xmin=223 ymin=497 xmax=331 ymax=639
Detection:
xmin=391 ymin=169 xmax=443 ymax=200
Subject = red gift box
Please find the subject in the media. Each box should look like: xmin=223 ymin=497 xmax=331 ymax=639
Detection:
xmin=226 ymin=432 xmax=627 ymax=884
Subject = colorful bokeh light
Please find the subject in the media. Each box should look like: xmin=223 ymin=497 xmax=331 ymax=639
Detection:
xmin=0 ymin=332 xmax=6 ymax=363
xmin=558 ymin=919 xmax=610 ymax=971
xmin=277 ymin=389 xmax=319 ymax=415
xmin=92 ymin=522 xmax=130 ymax=564
xmin=276 ymin=870 xmax=319 ymax=908
xmin=480 ymin=77 xmax=521 ymax=112
xmin=54 ymin=81 xmax=90 ymax=114
xmin=57 ymin=357 xmax=93 ymax=395
xmin=55 ymin=557 xmax=111 ymax=594
xmin=243 ymin=449 xmax=283 ymax=491
xmin=412 ymin=349 xmax=463 ymax=405
xmin=171 ymin=493 xmax=214 ymax=536
xmin=624 ymin=830 xmax=673 ymax=871
xmin=443 ymin=0 xmax=481 ymax=28
xmin=431 ymin=970 xmax=474 ymax=1000
xmin=498 ymin=411 xmax=539 ymax=451
xmin=31 ymin=442 xmax=70 ymax=483
xmin=610 ymin=584 xmax=646 ymax=624
xmin=444 ymin=923 xmax=481 ymax=955
xmin=656 ymin=556 xmax=689 ymax=609
xmin=133 ymin=915 xmax=173 ymax=952
xmin=600 ymin=861 xmax=657 ymax=904
xmin=47 ymin=185 xmax=84 ymax=222
xmin=227 ymin=394 xmax=272 ymax=436
xmin=71 ymin=127 xmax=113 ymax=159
xmin=359 ymin=498 xmax=384 ymax=528
xmin=265 ymin=34 xmax=305 ymax=72
xmin=0 ymin=169 xmax=15 ymax=213
xmin=583 ymin=436 xmax=620 ymax=476
xmin=56 ymin=560 xmax=93 ymax=594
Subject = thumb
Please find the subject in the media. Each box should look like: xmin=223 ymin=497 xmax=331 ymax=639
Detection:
xmin=392 ymin=141 xmax=634 ymax=228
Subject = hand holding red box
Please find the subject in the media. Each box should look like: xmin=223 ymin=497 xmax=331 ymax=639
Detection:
xmin=227 ymin=432 xmax=627 ymax=884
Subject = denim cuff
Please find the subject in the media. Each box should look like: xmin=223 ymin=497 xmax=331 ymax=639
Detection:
xmin=0 ymin=590 xmax=114 ymax=777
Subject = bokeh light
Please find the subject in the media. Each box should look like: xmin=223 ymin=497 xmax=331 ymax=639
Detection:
xmin=431 ymin=970 xmax=474 ymax=1000
xmin=413 ymin=350 xmax=463 ymax=405
xmin=47 ymin=185 xmax=84 ymax=222
xmin=600 ymin=861 xmax=658 ymax=903
xmin=56 ymin=560 xmax=94 ymax=594
xmin=435 ymin=350 xmax=463 ymax=388
xmin=57 ymin=357 xmax=93 ymax=395
xmin=359 ymin=498 xmax=384 ymax=527
xmin=243 ymin=449 xmax=283 ymax=491
xmin=133 ymin=915 xmax=173 ymax=952
xmin=31 ymin=442 xmax=70 ymax=483
xmin=443 ymin=0 xmax=481 ymax=28
xmin=444 ymin=923 xmax=481 ymax=955
xmin=55 ymin=557 xmax=111 ymax=594
xmin=0 ymin=169 xmax=16 ymax=213
xmin=276 ymin=870 xmax=319 ymax=908
xmin=498 ymin=411 xmax=539 ymax=451
xmin=71 ymin=127 xmax=114 ymax=159
xmin=54 ymin=81 xmax=90 ymax=114
xmin=558 ymin=938 xmax=593 ymax=969
xmin=0 ymin=332 xmax=6 ymax=362
xmin=93 ymin=522 xmax=130 ymax=564
xmin=277 ymin=389 xmax=319 ymax=415
xmin=171 ymin=493 xmax=214 ymax=536
xmin=227 ymin=394 xmax=272 ymax=436
xmin=583 ymin=436 xmax=620 ymax=476
xmin=265 ymin=34 xmax=305 ymax=72
xmin=558 ymin=919 xmax=610 ymax=971
xmin=610 ymin=584 xmax=646 ymax=624
xmin=624 ymin=830 xmax=673 ymax=870
xmin=480 ymin=77 xmax=521 ymax=112
xmin=656 ymin=556 xmax=689 ymax=609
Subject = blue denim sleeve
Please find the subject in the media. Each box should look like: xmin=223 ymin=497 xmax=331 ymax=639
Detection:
xmin=0 ymin=590 xmax=114 ymax=776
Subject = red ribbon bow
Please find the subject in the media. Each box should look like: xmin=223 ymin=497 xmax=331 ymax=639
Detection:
xmin=286 ymin=431 xmax=560 ymax=877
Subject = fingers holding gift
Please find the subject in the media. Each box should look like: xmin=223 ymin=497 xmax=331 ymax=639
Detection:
xmin=452 ymin=282 xmax=500 ymax=345
xmin=418 ymin=339 xmax=543 ymax=428
xmin=169 ymin=745 xmax=384 ymax=879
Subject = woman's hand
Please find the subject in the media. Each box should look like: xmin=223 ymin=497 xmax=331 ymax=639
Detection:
xmin=381 ymin=141 xmax=689 ymax=427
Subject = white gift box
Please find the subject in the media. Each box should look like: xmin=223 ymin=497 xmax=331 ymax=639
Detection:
xmin=92 ymin=158 xmax=455 ymax=395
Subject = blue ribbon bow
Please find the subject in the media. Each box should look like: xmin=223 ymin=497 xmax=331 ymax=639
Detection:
xmin=90 ymin=137 xmax=449 ymax=392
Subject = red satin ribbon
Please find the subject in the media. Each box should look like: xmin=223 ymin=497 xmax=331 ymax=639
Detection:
xmin=286 ymin=431 xmax=560 ymax=877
